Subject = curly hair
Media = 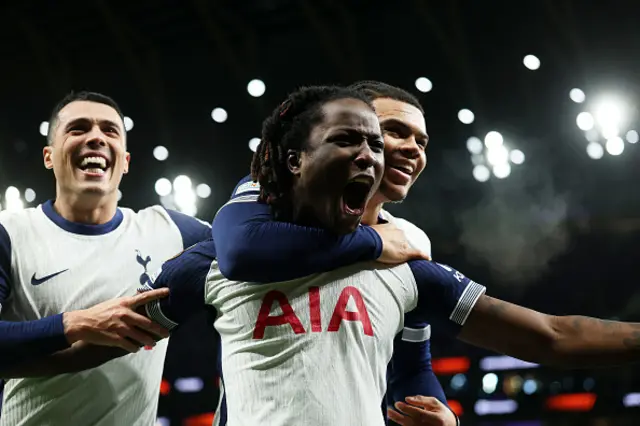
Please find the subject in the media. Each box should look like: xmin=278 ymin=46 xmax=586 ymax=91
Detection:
xmin=250 ymin=85 xmax=374 ymax=217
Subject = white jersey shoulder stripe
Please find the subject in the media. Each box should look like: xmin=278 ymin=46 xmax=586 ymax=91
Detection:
xmin=449 ymin=281 xmax=486 ymax=325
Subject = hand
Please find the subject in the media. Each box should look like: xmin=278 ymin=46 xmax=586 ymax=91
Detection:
xmin=387 ymin=396 xmax=457 ymax=426
xmin=371 ymin=223 xmax=431 ymax=264
xmin=62 ymin=288 xmax=171 ymax=353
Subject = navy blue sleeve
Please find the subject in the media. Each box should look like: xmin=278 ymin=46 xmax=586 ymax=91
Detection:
xmin=0 ymin=223 xmax=11 ymax=311
xmin=409 ymin=261 xmax=486 ymax=336
xmin=0 ymin=314 xmax=71 ymax=370
xmin=164 ymin=209 xmax=212 ymax=249
xmin=386 ymin=322 xmax=447 ymax=408
xmin=212 ymin=175 xmax=383 ymax=283
xmin=141 ymin=240 xmax=216 ymax=330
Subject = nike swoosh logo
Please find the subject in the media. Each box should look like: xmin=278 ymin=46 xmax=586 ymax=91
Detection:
xmin=31 ymin=269 xmax=69 ymax=286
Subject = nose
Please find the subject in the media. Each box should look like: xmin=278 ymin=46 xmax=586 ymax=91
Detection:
xmin=399 ymin=137 xmax=421 ymax=159
xmin=353 ymin=144 xmax=377 ymax=170
xmin=86 ymin=126 xmax=107 ymax=147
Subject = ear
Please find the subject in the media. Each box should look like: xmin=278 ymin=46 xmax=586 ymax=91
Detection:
xmin=123 ymin=152 xmax=131 ymax=174
xmin=43 ymin=146 xmax=54 ymax=170
xmin=287 ymin=149 xmax=301 ymax=176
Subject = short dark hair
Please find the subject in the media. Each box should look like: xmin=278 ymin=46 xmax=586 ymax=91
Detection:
xmin=348 ymin=80 xmax=424 ymax=114
xmin=47 ymin=91 xmax=125 ymax=145
xmin=250 ymin=85 xmax=374 ymax=216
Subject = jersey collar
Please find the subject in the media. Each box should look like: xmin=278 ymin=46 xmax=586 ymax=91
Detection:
xmin=42 ymin=200 xmax=124 ymax=236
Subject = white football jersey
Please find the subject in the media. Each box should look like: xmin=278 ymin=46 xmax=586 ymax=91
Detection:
xmin=379 ymin=209 xmax=432 ymax=258
xmin=0 ymin=200 xmax=211 ymax=426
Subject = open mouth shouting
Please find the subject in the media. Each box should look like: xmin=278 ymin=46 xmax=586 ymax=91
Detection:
xmin=76 ymin=153 xmax=111 ymax=178
xmin=341 ymin=175 xmax=375 ymax=217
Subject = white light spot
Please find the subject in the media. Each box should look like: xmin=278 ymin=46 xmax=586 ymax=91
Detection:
xmin=586 ymin=142 xmax=604 ymax=159
xmin=196 ymin=183 xmax=211 ymax=199
xmin=247 ymin=79 xmax=266 ymax=97
xmin=484 ymin=131 xmax=504 ymax=149
xmin=569 ymin=88 xmax=586 ymax=104
xmin=458 ymin=109 xmax=475 ymax=124
xmin=173 ymin=175 xmax=192 ymax=193
xmin=509 ymin=149 xmax=525 ymax=165
xmin=523 ymin=55 xmax=541 ymax=70
xmin=155 ymin=178 xmax=172 ymax=196
xmin=486 ymin=145 xmax=509 ymax=166
xmin=5 ymin=186 xmax=20 ymax=201
xmin=24 ymin=188 xmax=36 ymax=203
xmin=493 ymin=163 xmax=512 ymax=179
xmin=249 ymin=138 xmax=261 ymax=152
xmin=117 ymin=190 xmax=122 ymax=201
xmin=576 ymin=112 xmax=594 ymax=131
xmin=155 ymin=417 xmax=170 ymax=426
xmin=605 ymin=137 xmax=624 ymax=156
xmin=211 ymin=108 xmax=228 ymax=123
xmin=626 ymin=130 xmax=639 ymax=144
xmin=472 ymin=165 xmax=491 ymax=182
xmin=482 ymin=373 xmax=499 ymax=394
xmin=124 ymin=116 xmax=134 ymax=132
xmin=39 ymin=121 xmax=49 ymax=137
xmin=466 ymin=137 xmax=484 ymax=154
xmin=153 ymin=146 xmax=169 ymax=161
xmin=415 ymin=77 xmax=433 ymax=93
xmin=174 ymin=377 xmax=204 ymax=393
xmin=594 ymin=98 xmax=625 ymax=130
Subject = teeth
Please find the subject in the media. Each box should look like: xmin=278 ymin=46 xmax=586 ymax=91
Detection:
xmin=80 ymin=156 xmax=107 ymax=169
xmin=393 ymin=165 xmax=413 ymax=174
xmin=352 ymin=177 xmax=371 ymax=185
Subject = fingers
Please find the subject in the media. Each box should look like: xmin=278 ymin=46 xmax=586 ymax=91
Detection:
xmin=408 ymin=249 xmax=432 ymax=261
xmin=406 ymin=396 xmax=441 ymax=408
xmin=394 ymin=402 xmax=440 ymax=421
xmin=387 ymin=407 xmax=413 ymax=425
xmin=120 ymin=327 xmax=159 ymax=348
xmin=123 ymin=312 xmax=170 ymax=339
xmin=107 ymin=333 xmax=141 ymax=353
xmin=129 ymin=288 xmax=170 ymax=308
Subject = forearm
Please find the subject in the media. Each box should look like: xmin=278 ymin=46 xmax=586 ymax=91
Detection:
xmin=213 ymin=204 xmax=382 ymax=282
xmin=1 ymin=343 xmax=128 ymax=379
xmin=0 ymin=314 xmax=71 ymax=370
xmin=548 ymin=315 xmax=640 ymax=368
xmin=388 ymin=368 xmax=448 ymax=406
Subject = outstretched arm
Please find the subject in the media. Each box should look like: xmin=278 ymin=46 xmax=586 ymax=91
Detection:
xmin=408 ymin=260 xmax=640 ymax=369
xmin=212 ymin=176 xmax=383 ymax=282
xmin=459 ymin=295 xmax=640 ymax=368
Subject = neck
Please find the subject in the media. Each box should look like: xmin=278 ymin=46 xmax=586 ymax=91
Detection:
xmin=53 ymin=190 xmax=118 ymax=225
xmin=362 ymin=192 xmax=386 ymax=225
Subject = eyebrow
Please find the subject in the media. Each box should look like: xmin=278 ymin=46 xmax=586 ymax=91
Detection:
xmin=64 ymin=117 xmax=122 ymax=133
xmin=332 ymin=127 xmax=383 ymax=140
xmin=379 ymin=118 xmax=429 ymax=142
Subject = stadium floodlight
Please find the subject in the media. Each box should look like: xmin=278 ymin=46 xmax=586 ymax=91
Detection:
xmin=523 ymin=55 xmax=540 ymax=70
xmin=153 ymin=146 xmax=169 ymax=161
xmin=247 ymin=79 xmax=266 ymax=97
xmin=415 ymin=77 xmax=433 ymax=93
xmin=211 ymin=108 xmax=228 ymax=123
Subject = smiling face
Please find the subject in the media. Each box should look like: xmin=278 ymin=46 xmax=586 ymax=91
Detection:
xmin=373 ymin=97 xmax=428 ymax=203
xmin=289 ymin=98 xmax=385 ymax=234
xmin=43 ymin=100 xmax=130 ymax=203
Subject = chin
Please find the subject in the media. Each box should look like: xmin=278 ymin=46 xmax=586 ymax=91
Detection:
xmin=380 ymin=184 xmax=409 ymax=203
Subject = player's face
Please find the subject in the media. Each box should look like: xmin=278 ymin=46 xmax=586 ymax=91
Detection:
xmin=290 ymin=98 xmax=384 ymax=234
xmin=43 ymin=101 xmax=130 ymax=201
xmin=373 ymin=98 xmax=428 ymax=202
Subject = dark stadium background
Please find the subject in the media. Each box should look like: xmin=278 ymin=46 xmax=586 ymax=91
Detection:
xmin=1 ymin=1 xmax=640 ymax=425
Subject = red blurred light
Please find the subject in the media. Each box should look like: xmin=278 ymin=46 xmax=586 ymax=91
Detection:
xmin=160 ymin=379 xmax=171 ymax=396
xmin=183 ymin=413 xmax=215 ymax=426
xmin=448 ymin=400 xmax=463 ymax=416
xmin=432 ymin=357 xmax=470 ymax=375
xmin=546 ymin=393 xmax=596 ymax=411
